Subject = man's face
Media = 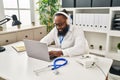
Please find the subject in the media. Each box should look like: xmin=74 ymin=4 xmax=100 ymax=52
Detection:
xmin=54 ymin=15 xmax=69 ymax=36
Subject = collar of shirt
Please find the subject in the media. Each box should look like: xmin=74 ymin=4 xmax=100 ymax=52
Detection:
xmin=59 ymin=36 xmax=64 ymax=44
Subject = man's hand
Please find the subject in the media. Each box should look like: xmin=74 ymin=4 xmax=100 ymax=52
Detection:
xmin=49 ymin=51 xmax=63 ymax=59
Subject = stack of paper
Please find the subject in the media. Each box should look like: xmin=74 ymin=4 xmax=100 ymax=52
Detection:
xmin=12 ymin=45 xmax=26 ymax=52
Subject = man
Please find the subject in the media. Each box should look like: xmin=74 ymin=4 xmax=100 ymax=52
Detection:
xmin=40 ymin=9 xmax=88 ymax=58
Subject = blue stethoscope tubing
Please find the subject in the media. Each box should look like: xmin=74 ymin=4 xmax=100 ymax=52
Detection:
xmin=51 ymin=58 xmax=68 ymax=70
xmin=33 ymin=58 xmax=68 ymax=76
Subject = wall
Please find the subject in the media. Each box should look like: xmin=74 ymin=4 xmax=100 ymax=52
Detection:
xmin=0 ymin=0 xmax=5 ymax=20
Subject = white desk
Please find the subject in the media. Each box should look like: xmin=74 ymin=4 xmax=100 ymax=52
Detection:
xmin=0 ymin=42 xmax=113 ymax=80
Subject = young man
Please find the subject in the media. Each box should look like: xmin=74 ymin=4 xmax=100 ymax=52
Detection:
xmin=40 ymin=9 xmax=88 ymax=58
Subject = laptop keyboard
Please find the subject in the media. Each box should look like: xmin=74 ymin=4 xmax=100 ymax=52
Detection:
xmin=50 ymin=56 xmax=57 ymax=60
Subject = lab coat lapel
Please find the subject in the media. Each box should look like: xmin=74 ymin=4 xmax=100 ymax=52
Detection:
xmin=55 ymin=30 xmax=61 ymax=47
xmin=61 ymin=25 xmax=73 ymax=48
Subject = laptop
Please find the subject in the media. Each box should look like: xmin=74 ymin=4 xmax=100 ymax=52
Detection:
xmin=24 ymin=39 xmax=56 ymax=62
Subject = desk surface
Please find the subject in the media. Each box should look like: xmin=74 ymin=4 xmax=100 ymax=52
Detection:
xmin=0 ymin=42 xmax=113 ymax=80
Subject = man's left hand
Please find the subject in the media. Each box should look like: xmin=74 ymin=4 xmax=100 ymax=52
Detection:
xmin=49 ymin=51 xmax=63 ymax=57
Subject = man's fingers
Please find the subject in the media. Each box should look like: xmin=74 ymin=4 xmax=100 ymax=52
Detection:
xmin=49 ymin=51 xmax=54 ymax=55
xmin=49 ymin=51 xmax=62 ymax=57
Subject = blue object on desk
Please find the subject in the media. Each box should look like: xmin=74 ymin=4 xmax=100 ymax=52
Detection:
xmin=34 ymin=58 xmax=68 ymax=75
xmin=51 ymin=58 xmax=68 ymax=70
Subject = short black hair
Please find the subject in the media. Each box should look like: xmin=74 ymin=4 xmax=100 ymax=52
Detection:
xmin=55 ymin=9 xmax=68 ymax=19
xmin=61 ymin=9 xmax=68 ymax=14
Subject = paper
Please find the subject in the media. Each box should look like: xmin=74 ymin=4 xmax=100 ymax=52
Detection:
xmin=12 ymin=45 xmax=26 ymax=52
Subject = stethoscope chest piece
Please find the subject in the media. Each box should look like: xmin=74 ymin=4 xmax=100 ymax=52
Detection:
xmin=53 ymin=70 xmax=59 ymax=75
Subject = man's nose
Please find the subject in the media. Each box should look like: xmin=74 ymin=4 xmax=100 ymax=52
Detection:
xmin=57 ymin=26 xmax=62 ymax=29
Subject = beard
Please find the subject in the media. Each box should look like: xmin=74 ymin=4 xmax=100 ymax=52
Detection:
xmin=57 ymin=26 xmax=69 ymax=36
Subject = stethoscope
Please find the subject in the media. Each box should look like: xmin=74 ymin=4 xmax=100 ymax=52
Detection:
xmin=34 ymin=58 xmax=68 ymax=75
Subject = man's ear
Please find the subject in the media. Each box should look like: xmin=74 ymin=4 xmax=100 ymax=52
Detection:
xmin=66 ymin=19 xmax=69 ymax=25
xmin=66 ymin=15 xmax=73 ymax=25
xmin=66 ymin=18 xmax=72 ymax=25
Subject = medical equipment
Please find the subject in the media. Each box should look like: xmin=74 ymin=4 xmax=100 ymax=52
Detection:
xmin=75 ymin=54 xmax=97 ymax=68
xmin=34 ymin=58 xmax=68 ymax=75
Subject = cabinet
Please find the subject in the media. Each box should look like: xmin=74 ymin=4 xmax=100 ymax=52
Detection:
xmin=62 ymin=0 xmax=120 ymax=8
xmin=61 ymin=7 xmax=120 ymax=61
xmin=62 ymin=0 xmax=74 ymax=8
xmin=112 ymin=0 xmax=120 ymax=7
xmin=17 ymin=30 xmax=33 ymax=41
xmin=76 ymin=0 xmax=91 ymax=7
xmin=33 ymin=27 xmax=46 ymax=40
xmin=92 ymin=0 xmax=111 ymax=7
xmin=0 ymin=25 xmax=46 ymax=46
xmin=0 ymin=33 xmax=16 ymax=45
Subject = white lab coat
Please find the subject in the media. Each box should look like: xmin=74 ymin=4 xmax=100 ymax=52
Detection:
xmin=40 ymin=25 xmax=89 ymax=56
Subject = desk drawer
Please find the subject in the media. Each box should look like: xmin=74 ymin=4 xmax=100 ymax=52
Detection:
xmin=0 ymin=33 xmax=16 ymax=45
xmin=17 ymin=30 xmax=33 ymax=41
xmin=33 ymin=27 xmax=46 ymax=41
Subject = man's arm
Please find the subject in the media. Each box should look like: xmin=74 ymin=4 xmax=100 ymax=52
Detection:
xmin=40 ymin=27 xmax=63 ymax=58
xmin=62 ymin=27 xmax=88 ymax=56
xmin=40 ymin=27 xmax=55 ymax=45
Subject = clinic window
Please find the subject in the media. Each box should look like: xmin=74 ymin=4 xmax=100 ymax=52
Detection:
xmin=3 ymin=0 xmax=32 ymax=28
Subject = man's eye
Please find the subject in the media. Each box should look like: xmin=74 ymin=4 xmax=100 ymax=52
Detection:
xmin=58 ymin=23 xmax=62 ymax=26
xmin=55 ymin=23 xmax=62 ymax=26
